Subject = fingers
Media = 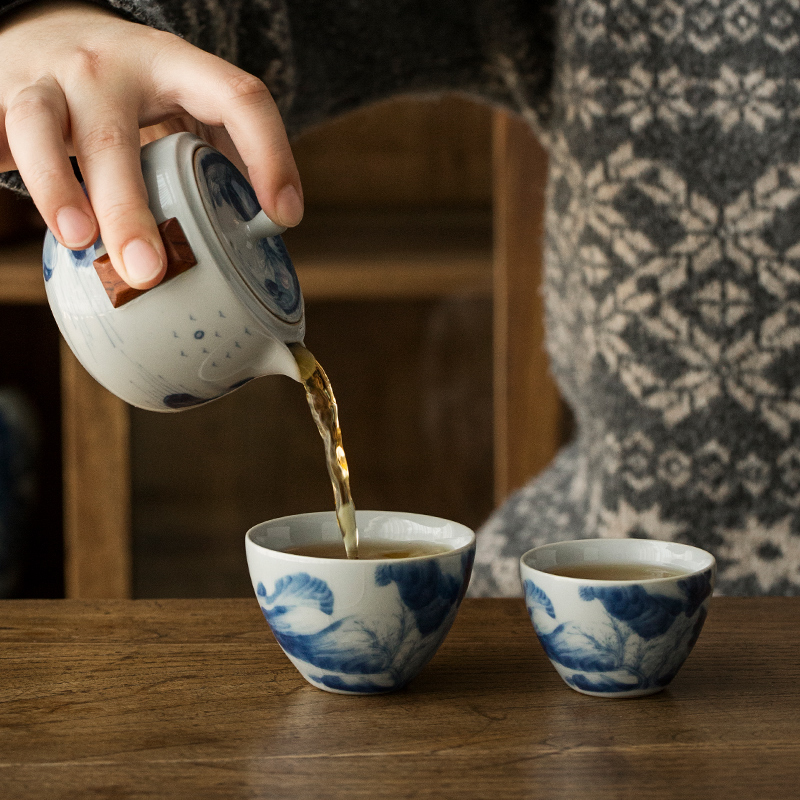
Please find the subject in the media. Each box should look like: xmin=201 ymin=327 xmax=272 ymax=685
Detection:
xmin=4 ymin=77 xmax=165 ymax=291
xmin=153 ymin=45 xmax=304 ymax=228
xmin=4 ymin=79 xmax=97 ymax=248
xmin=2 ymin=26 xmax=301 ymax=298
xmin=70 ymin=97 xmax=166 ymax=289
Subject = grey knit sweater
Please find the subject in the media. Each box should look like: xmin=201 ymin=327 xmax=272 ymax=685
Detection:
xmin=4 ymin=0 xmax=800 ymax=597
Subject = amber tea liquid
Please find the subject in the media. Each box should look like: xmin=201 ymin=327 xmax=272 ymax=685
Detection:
xmin=290 ymin=344 xmax=359 ymax=558
xmin=544 ymin=563 xmax=692 ymax=580
xmin=286 ymin=539 xmax=450 ymax=560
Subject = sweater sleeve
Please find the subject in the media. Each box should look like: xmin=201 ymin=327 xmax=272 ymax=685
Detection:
xmin=0 ymin=0 xmax=554 ymax=193
xmin=279 ymin=0 xmax=555 ymax=137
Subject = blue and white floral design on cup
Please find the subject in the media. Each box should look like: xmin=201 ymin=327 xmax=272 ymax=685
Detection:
xmin=246 ymin=511 xmax=476 ymax=694
xmin=520 ymin=539 xmax=715 ymax=698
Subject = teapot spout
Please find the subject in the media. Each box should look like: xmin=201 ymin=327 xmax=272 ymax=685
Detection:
xmin=256 ymin=337 xmax=302 ymax=382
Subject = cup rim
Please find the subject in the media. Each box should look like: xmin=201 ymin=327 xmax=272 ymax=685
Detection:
xmin=520 ymin=538 xmax=716 ymax=584
xmin=246 ymin=510 xmax=476 ymax=562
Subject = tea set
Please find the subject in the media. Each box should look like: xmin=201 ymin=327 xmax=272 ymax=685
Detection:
xmin=41 ymin=132 xmax=716 ymax=696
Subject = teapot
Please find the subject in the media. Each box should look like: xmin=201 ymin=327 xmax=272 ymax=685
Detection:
xmin=42 ymin=132 xmax=305 ymax=411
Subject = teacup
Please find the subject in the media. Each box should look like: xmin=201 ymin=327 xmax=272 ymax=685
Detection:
xmin=245 ymin=510 xmax=476 ymax=694
xmin=520 ymin=539 xmax=715 ymax=698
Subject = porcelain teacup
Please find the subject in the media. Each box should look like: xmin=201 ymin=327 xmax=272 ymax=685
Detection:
xmin=245 ymin=511 xmax=476 ymax=694
xmin=520 ymin=538 xmax=715 ymax=698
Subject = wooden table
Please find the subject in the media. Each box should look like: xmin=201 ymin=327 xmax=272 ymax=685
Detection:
xmin=1 ymin=598 xmax=798 ymax=799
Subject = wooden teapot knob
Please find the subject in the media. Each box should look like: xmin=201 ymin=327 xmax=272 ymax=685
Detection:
xmin=93 ymin=217 xmax=197 ymax=308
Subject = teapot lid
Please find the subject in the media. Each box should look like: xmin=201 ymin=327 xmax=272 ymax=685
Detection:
xmin=139 ymin=132 xmax=304 ymax=334
xmin=193 ymin=148 xmax=303 ymax=325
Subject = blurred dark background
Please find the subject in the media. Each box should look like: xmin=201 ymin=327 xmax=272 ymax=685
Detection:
xmin=0 ymin=97 xmax=496 ymax=598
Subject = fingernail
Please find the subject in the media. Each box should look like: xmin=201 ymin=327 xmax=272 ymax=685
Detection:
xmin=56 ymin=207 xmax=95 ymax=248
xmin=275 ymin=184 xmax=304 ymax=227
xmin=122 ymin=239 xmax=163 ymax=285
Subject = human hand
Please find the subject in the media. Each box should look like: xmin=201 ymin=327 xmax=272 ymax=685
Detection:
xmin=0 ymin=1 xmax=304 ymax=289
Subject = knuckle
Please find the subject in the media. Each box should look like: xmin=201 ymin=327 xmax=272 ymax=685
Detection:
xmin=96 ymin=197 xmax=149 ymax=232
xmin=223 ymin=72 xmax=272 ymax=107
xmin=66 ymin=46 xmax=106 ymax=81
xmin=148 ymin=30 xmax=192 ymax=71
xmin=22 ymin=159 xmax=65 ymax=191
xmin=269 ymin=139 xmax=295 ymax=164
xmin=147 ymin=26 xmax=183 ymax=51
xmin=80 ymin=124 xmax=133 ymax=157
xmin=249 ymin=139 xmax=295 ymax=177
xmin=5 ymin=91 xmax=51 ymax=127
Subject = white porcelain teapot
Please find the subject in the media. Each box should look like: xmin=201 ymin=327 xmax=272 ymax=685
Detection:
xmin=43 ymin=132 xmax=305 ymax=411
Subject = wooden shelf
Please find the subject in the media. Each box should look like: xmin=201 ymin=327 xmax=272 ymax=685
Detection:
xmin=0 ymin=241 xmax=46 ymax=304
xmin=0 ymin=209 xmax=492 ymax=306
xmin=285 ymin=208 xmax=492 ymax=299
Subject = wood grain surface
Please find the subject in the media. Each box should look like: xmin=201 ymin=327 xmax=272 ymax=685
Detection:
xmin=291 ymin=97 xmax=491 ymax=209
xmin=492 ymin=112 xmax=565 ymax=504
xmin=282 ymin=208 xmax=492 ymax=299
xmin=60 ymin=342 xmax=131 ymax=599
xmin=0 ymin=598 xmax=797 ymax=799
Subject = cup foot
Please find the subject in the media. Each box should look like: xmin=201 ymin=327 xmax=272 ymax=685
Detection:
xmin=302 ymin=672 xmax=406 ymax=695
xmin=564 ymin=681 xmax=667 ymax=699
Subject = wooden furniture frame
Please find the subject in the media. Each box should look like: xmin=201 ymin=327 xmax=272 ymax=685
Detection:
xmin=492 ymin=113 xmax=563 ymax=504
xmin=0 ymin=110 xmax=561 ymax=598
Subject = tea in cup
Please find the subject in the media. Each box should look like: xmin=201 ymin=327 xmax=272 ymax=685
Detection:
xmin=520 ymin=538 xmax=715 ymax=697
xmin=246 ymin=510 xmax=475 ymax=694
